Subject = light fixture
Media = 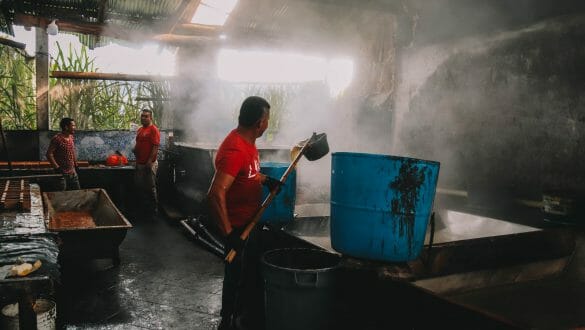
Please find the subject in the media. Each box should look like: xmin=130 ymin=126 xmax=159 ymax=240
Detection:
xmin=46 ymin=20 xmax=58 ymax=35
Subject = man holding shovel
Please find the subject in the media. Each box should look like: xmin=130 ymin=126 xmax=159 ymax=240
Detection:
xmin=208 ymin=96 xmax=281 ymax=330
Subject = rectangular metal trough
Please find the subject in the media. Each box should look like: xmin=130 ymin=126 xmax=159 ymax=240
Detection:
xmin=283 ymin=211 xmax=575 ymax=294
xmin=43 ymin=189 xmax=132 ymax=264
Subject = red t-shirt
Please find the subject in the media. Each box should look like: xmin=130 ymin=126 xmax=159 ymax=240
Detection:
xmin=215 ymin=129 xmax=262 ymax=227
xmin=135 ymin=124 xmax=160 ymax=164
xmin=49 ymin=133 xmax=76 ymax=174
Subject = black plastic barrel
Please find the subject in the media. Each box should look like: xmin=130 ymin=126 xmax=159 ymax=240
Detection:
xmin=262 ymin=248 xmax=341 ymax=330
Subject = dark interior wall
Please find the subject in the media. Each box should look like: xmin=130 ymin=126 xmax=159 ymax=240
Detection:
xmin=401 ymin=0 xmax=585 ymax=47
xmin=396 ymin=7 xmax=585 ymax=198
xmin=0 ymin=131 xmax=39 ymax=161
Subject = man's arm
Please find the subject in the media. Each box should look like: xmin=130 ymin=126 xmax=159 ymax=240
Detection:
xmin=146 ymin=127 xmax=160 ymax=167
xmin=46 ymin=142 xmax=59 ymax=170
xmin=73 ymin=141 xmax=78 ymax=168
xmin=146 ymin=145 xmax=159 ymax=167
xmin=207 ymin=171 xmax=236 ymax=236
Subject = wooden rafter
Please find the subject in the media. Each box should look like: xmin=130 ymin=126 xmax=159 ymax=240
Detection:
xmin=14 ymin=13 xmax=128 ymax=39
xmin=175 ymin=23 xmax=219 ymax=36
xmin=0 ymin=36 xmax=26 ymax=50
xmin=168 ymin=0 xmax=202 ymax=35
xmin=151 ymin=33 xmax=216 ymax=46
xmin=95 ymin=0 xmax=108 ymax=44
xmin=50 ymin=71 xmax=173 ymax=82
xmin=13 ymin=12 xmax=218 ymax=43
xmin=97 ymin=0 xmax=108 ymax=24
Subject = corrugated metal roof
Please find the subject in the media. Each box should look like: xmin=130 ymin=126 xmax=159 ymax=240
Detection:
xmin=1 ymin=0 xmax=187 ymax=35
xmin=1 ymin=0 xmax=400 ymax=50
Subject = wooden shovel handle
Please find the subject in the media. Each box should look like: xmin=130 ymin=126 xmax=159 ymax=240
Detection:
xmin=225 ymin=138 xmax=312 ymax=263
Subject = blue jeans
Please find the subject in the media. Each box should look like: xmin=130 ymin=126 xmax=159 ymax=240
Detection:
xmin=58 ymin=173 xmax=80 ymax=191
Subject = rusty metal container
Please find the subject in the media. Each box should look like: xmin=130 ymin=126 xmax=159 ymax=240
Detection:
xmin=43 ymin=189 xmax=132 ymax=264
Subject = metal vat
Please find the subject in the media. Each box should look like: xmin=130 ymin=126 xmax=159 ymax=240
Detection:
xmin=43 ymin=189 xmax=132 ymax=264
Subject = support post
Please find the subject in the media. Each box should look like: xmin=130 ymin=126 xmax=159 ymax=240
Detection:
xmin=35 ymin=27 xmax=49 ymax=131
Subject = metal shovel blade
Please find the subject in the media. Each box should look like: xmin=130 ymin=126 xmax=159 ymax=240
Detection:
xmin=290 ymin=132 xmax=329 ymax=162
xmin=304 ymin=132 xmax=329 ymax=160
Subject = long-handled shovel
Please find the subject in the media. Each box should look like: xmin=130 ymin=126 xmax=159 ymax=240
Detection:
xmin=225 ymin=132 xmax=329 ymax=263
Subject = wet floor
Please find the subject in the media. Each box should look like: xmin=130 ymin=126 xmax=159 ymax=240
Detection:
xmin=49 ymin=198 xmax=585 ymax=329
xmin=58 ymin=214 xmax=225 ymax=329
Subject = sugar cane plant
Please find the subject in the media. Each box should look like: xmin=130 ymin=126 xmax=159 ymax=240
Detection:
xmin=0 ymin=41 xmax=170 ymax=131
xmin=0 ymin=45 xmax=36 ymax=129
xmin=241 ymin=83 xmax=300 ymax=142
xmin=50 ymin=42 xmax=170 ymax=130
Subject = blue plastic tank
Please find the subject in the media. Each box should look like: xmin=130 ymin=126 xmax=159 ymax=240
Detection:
xmin=330 ymin=152 xmax=440 ymax=262
xmin=260 ymin=162 xmax=297 ymax=225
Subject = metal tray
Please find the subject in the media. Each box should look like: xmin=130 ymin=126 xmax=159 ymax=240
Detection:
xmin=42 ymin=189 xmax=132 ymax=264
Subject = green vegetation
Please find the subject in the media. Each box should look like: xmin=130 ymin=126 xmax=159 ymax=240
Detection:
xmin=241 ymin=84 xmax=302 ymax=141
xmin=0 ymin=45 xmax=36 ymax=129
xmin=50 ymin=42 xmax=170 ymax=130
xmin=0 ymin=42 xmax=170 ymax=130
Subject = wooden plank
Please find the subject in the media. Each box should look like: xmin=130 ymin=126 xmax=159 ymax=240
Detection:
xmin=0 ymin=36 xmax=26 ymax=50
xmin=19 ymin=180 xmax=24 ymax=209
xmin=50 ymin=71 xmax=173 ymax=82
xmin=168 ymin=0 xmax=201 ymax=35
xmin=0 ymin=161 xmax=89 ymax=168
xmin=176 ymin=23 xmax=219 ymax=36
xmin=151 ymin=33 xmax=216 ymax=47
xmin=94 ymin=0 xmax=108 ymax=45
xmin=1 ymin=180 xmax=10 ymax=206
xmin=14 ymin=14 xmax=127 ymax=40
xmin=14 ymin=13 xmax=217 ymax=41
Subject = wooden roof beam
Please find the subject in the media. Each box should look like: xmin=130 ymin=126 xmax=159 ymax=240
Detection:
xmin=14 ymin=14 xmax=129 ymax=40
xmin=151 ymin=33 xmax=217 ymax=47
xmin=95 ymin=0 xmax=108 ymax=45
xmin=0 ymin=36 xmax=26 ymax=50
xmin=168 ymin=0 xmax=202 ymax=35
xmin=175 ymin=23 xmax=220 ymax=36
xmin=14 ymin=12 xmax=219 ymax=38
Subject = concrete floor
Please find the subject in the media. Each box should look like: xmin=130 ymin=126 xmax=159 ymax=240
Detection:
xmin=59 ymin=215 xmax=225 ymax=329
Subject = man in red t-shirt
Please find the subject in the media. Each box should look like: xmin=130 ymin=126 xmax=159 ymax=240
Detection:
xmin=133 ymin=108 xmax=160 ymax=217
xmin=46 ymin=118 xmax=80 ymax=191
xmin=208 ymin=96 xmax=281 ymax=330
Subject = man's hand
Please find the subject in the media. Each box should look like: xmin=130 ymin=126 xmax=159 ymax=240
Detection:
xmin=145 ymin=161 xmax=153 ymax=169
xmin=226 ymin=230 xmax=245 ymax=254
xmin=264 ymin=176 xmax=284 ymax=195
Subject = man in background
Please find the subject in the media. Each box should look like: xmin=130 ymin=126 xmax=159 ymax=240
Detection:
xmin=133 ymin=108 xmax=160 ymax=218
xmin=46 ymin=117 xmax=80 ymax=191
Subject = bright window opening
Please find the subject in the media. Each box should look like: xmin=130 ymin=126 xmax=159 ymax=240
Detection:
xmin=190 ymin=0 xmax=239 ymax=26
xmin=217 ymin=49 xmax=354 ymax=97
